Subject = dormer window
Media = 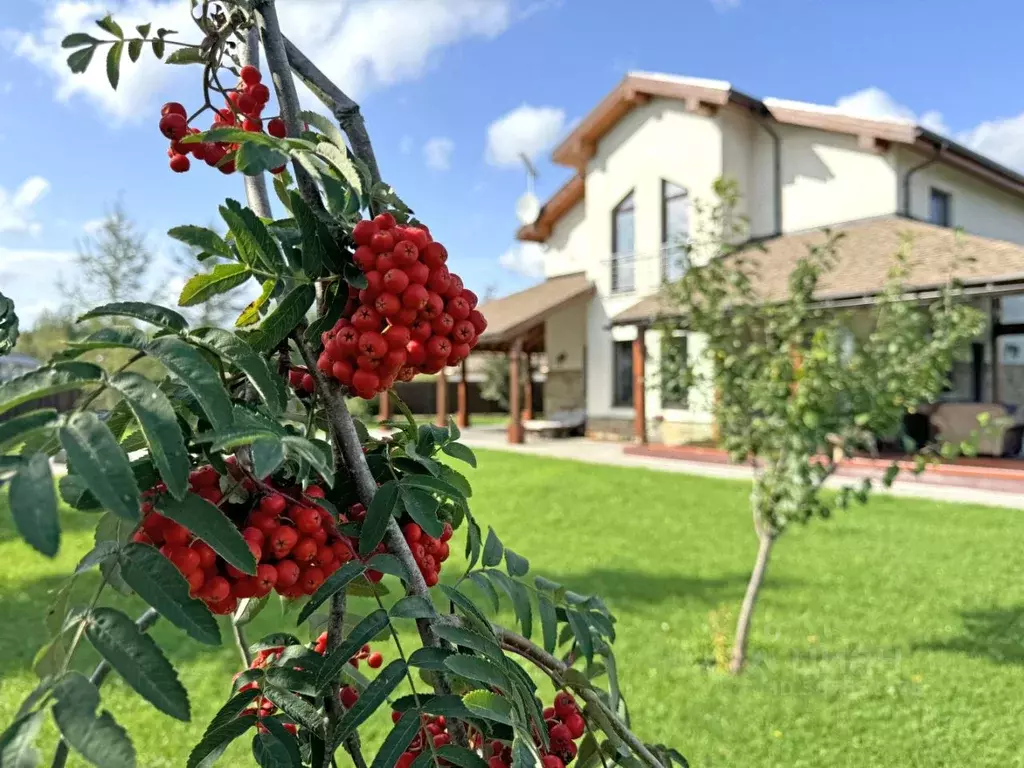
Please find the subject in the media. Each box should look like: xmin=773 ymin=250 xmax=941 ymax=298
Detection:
xmin=611 ymin=191 xmax=635 ymax=293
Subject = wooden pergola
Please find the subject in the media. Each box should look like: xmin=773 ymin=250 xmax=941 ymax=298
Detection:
xmin=427 ymin=273 xmax=594 ymax=443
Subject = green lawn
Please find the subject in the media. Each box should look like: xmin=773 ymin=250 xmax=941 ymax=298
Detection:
xmin=2 ymin=450 xmax=1024 ymax=766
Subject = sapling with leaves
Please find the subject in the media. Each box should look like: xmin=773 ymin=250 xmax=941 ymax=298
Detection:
xmin=660 ymin=179 xmax=985 ymax=673
xmin=0 ymin=4 xmax=684 ymax=768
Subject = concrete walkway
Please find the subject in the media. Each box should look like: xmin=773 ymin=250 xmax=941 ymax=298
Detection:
xmin=457 ymin=425 xmax=1024 ymax=510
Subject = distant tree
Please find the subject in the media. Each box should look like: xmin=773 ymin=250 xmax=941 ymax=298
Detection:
xmin=662 ymin=179 xmax=985 ymax=673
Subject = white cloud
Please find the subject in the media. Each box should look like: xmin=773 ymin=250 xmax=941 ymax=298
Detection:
xmin=0 ymin=176 xmax=50 ymax=235
xmin=423 ymin=136 xmax=454 ymax=170
xmin=486 ymin=104 xmax=567 ymax=167
xmin=8 ymin=0 xmax=518 ymax=122
xmin=835 ymin=86 xmax=949 ymax=135
xmin=0 ymin=248 xmax=75 ymax=328
xmin=960 ymin=115 xmax=1024 ymax=172
xmin=498 ymin=243 xmax=544 ymax=278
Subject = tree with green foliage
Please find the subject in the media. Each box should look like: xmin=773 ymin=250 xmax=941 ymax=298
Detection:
xmin=661 ymin=179 xmax=985 ymax=673
xmin=0 ymin=5 xmax=683 ymax=768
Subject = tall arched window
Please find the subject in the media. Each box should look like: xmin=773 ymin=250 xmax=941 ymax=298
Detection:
xmin=662 ymin=180 xmax=690 ymax=282
xmin=611 ymin=191 xmax=635 ymax=293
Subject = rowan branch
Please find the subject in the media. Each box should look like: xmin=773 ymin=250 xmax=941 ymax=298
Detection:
xmin=238 ymin=24 xmax=273 ymax=219
xmin=51 ymin=609 xmax=160 ymax=768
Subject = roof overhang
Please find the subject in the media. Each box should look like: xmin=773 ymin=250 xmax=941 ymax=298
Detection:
xmin=475 ymin=273 xmax=595 ymax=351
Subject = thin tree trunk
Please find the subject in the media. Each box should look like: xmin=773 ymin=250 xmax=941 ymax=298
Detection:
xmin=729 ymin=531 xmax=774 ymax=674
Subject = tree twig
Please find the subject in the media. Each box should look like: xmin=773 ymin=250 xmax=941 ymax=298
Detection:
xmin=238 ymin=24 xmax=273 ymax=219
xmin=231 ymin=621 xmax=252 ymax=667
xmin=51 ymin=609 xmax=160 ymax=768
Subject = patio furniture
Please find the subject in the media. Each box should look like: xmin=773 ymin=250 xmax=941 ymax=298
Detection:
xmin=930 ymin=403 xmax=1024 ymax=457
xmin=524 ymin=409 xmax=586 ymax=438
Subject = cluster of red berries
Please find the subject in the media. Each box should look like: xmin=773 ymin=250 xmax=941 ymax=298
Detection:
xmin=401 ymin=521 xmax=452 ymax=587
xmin=488 ymin=693 xmax=585 ymax=768
xmin=391 ymin=712 xmax=455 ymax=767
xmin=286 ymin=366 xmax=316 ymax=396
xmin=134 ymin=465 xmax=356 ymax=615
xmin=159 ymin=64 xmax=288 ymax=174
xmin=316 ymin=213 xmax=488 ymax=399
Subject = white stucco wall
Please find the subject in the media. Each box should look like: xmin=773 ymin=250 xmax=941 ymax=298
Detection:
xmin=579 ymin=97 xmax=724 ymax=419
xmin=544 ymin=298 xmax=588 ymax=372
xmin=778 ymin=126 xmax=898 ymax=232
xmin=897 ymin=147 xmax=1024 ymax=244
xmin=543 ymin=201 xmax=588 ymax=278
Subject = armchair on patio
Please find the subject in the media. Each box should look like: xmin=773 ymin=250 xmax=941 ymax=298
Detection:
xmin=929 ymin=403 xmax=1024 ymax=457
xmin=523 ymin=409 xmax=587 ymax=439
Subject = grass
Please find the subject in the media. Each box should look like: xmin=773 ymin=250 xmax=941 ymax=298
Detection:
xmin=2 ymin=450 xmax=1024 ymax=766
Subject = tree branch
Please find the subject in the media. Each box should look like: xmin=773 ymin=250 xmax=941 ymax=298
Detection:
xmin=281 ymin=35 xmax=382 ymax=189
xmin=231 ymin=622 xmax=252 ymax=667
xmin=492 ymin=625 xmax=666 ymax=768
xmin=52 ymin=609 xmax=160 ymax=768
xmin=238 ymin=24 xmax=274 ymax=219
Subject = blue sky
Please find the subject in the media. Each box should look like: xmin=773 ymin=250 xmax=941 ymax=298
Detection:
xmin=3 ymin=0 xmax=1024 ymax=328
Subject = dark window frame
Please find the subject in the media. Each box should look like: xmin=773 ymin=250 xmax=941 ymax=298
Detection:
xmin=929 ymin=187 xmax=952 ymax=227
xmin=611 ymin=191 xmax=636 ymax=293
xmin=612 ymin=339 xmax=634 ymax=407
xmin=661 ymin=180 xmax=690 ymax=282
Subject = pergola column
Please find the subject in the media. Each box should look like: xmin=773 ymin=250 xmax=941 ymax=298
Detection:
xmin=523 ymin=353 xmax=534 ymax=421
xmin=457 ymin=358 xmax=471 ymax=428
xmin=507 ymin=338 xmax=525 ymax=444
xmin=378 ymin=389 xmax=391 ymax=430
xmin=435 ymin=368 xmax=448 ymax=428
xmin=632 ymin=327 xmax=647 ymax=444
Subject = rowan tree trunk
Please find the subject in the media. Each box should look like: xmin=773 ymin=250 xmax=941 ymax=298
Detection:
xmin=729 ymin=530 xmax=774 ymax=674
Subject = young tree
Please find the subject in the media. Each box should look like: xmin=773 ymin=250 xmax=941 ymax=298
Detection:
xmin=661 ymin=180 xmax=985 ymax=673
xmin=0 ymin=5 xmax=684 ymax=768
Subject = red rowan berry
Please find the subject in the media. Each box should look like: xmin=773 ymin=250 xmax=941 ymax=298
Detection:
xmin=267 ymin=117 xmax=286 ymax=138
xmin=240 ymin=65 xmax=261 ymax=85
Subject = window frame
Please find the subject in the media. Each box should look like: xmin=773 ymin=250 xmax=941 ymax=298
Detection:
xmin=611 ymin=339 xmax=634 ymax=407
xmin=611 ymin=191 xmax=636 ymax=294
xmin=929 ymin=187 xmax=952 ymax=227
xmin=661 ymin=180 xmax=690 ymax=282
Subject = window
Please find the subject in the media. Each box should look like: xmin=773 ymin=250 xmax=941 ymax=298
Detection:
xmin=929 ymin=188 xmax=952 ymax=226
xmin=611 ymin=192 xmax=635 ymax=293
xmin=662 ymin=181 xmax=690 ymax=282
xmin=612 ymin=340 xmax=634 ymax=407
xmin=660 ymin=333 xmax=688 ymax=409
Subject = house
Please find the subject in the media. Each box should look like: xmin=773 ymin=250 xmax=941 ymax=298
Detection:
xmin=475 ymin=72 xmax=1024 ymax=446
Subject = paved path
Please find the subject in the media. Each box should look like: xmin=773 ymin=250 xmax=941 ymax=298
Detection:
xmin=456 ymin=426 xmax=1024 ymax=510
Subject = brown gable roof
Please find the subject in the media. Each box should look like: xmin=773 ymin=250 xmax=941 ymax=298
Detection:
xmin=519 ymin=72 xmax=1024 ymax=243
xmin=612 ymin=217 xmax=1024 ymax=326
xmin=475 ymin=272 xmax=594 ymax=350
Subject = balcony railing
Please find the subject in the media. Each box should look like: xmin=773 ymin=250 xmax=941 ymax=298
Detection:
xmin=607 ymin=244 xmax=691 ymax=294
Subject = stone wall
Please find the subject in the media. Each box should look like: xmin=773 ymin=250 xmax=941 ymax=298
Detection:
xmin=658 ymin=419 xmax=715 ymax=445
xmin=545 ymin=369 xmax=585 ymax=414
xmin=586 ymin=416 xmax=634 ymax=441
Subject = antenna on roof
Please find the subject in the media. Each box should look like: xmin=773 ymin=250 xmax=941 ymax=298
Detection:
xmin=516 ymin=153 xmax=541 ymax=226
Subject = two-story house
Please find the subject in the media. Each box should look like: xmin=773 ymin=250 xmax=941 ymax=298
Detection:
xmin=475 ymin=72 xmax=1024 ymax=445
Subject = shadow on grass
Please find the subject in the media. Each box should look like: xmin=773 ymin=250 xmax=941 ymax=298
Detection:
xmin=915 ymin=605 xmax=1024 ymax=665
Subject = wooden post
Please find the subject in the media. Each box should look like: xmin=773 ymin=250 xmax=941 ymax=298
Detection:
xmin=523 ymin=353 xmax=534 ymax=421
xmin=632 ymin=329 xmax=647 ymax=444
xmin=457 ymin=358 xmax=470 ymax=428
xmin=507 ymin=339 xmax=524 ymax=444
xmin=991 ymin=297 xmax=1002 ymax=404
xmin=378 ymin=389 xmax=391 ymax=430
xmin=435 ymin=368 xmax=448 ymax=428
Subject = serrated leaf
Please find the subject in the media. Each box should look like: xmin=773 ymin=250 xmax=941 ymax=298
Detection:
xmin=407 ymin=647 xmax=455 ymax=671
xmin=315 ymin=609 xmax=389 ymax=692
xmin=486 ymin=570 xmax=532 ymax=640
xmin=59 ymin=412 xmax=140 ymax=521
xmin=157 ymin=493 xmax=256 ymax=575
xmin=127 ymin=37 xmax=143 ymax=62
xmin=233 ymin=594 xmax=270 ymax=627
xmin=441 ymin=441 xmax=476 ymax=467
xmin=316 ymin=142 xmax=362 ymax=195
xmin=389 ymin=595 xmax=436 ymax=620
xmin=52 ymin=673 xmax=135 ymax=768
xmin=370 ymin=710 xmax=420 ymax=768
xmin=566 ymin=610 xmax=594 ymax=663
xmin=359 ymin=480 xmax=399 ymax=556
xmin=188 ymin=712 xmax=257 ymax=768
xmin=191 ymin=327 xmax=286 ymax=414
xmin=119 ymin=542 xmax=221 ymax=645
xmin=146 ymin=336 xmax=233 ymax=431
xmin=467 ymin=571 xmax=500 ymax=612
xmin=246 ymin=284 xmax=316 ymax=354
xmin=179 ymin=264 xmax=252 ymax=306
xmin=444 ymin=655 xmax=512 ymax=691
xmin=537 ymin=594 xmax=558 ymax=654
xmin=94 ymin=513 xmax=133 ymax=595
xmin=264 ymin=667 xmax=317 ymax=696
xmin=296 ymin=560 xmax=366 ymax=625
xmin=9 ymin=453 xmax=59 ymax=557
xmin=108 ymin=372 xmax=190 ymax=500
xmin=303 ymin=287 xmax=345 ymax=346
xmin=168 ymin=225 xmax=232 ymax=259
xmin=0 ymin=408 xmax=58 ymax=451
xmin=62 ymin=32 xmax=100 ymax=48
xmin=0 ymin=711 xmax=43 ymax=768
xmin=64 ymin=326 xmax=148 ymax=357
xmin=282 ymin=436 xmax=334 ymax=488
xmin=332 ymin=660 xmax=406 ymax=741
xmin=220 ymin=199 xmax=285 ymax=275
xmin=300 ymin=111 xmax=348 ymax=155
xmin=432 ymin=624 xmax=503 ymax=663
xmin=78 ymin=301 xmax=188 ymax=331
xmin=439 ymin=585 xmax=495 ymax=636
xmin=96 ymin=14 xmax=123 ymax=37
xmin=262 ymin=685 xmax=323 ymax=731
xmin=462 ymin=690 xmax=513 ymax=726
xmin=106 ymin=41 xmax=123 ymax=88
xmin=0 ymin=362 xmax=104 ymax=417
xmin=236 ymin=142 xmax=290 ymax=177
xmin=135 ymin=22 xmax=151 ymax=37
xmin=252 ymin=718 xmax=301 ymax=768
xmin=399 ymin=486 xmax=443 ymax=539
xmin=251 ymin=438 xmax=285 ymax=479
xmin=151 ymin=38 xmax=165 ymax=58
xmin=67 ymin=46 xmax=96 ymax=73
xmin=236 ymin=279 xmax=277 ymax=328
xmin=166 ymin=46 xmax=205 ymax=65
xmin=505 ymin=549 xmax=530 ymax=578
xmin=483 ymin=527 xmax=503 ymax=567
xmin=85 ymin=606 xmax=190 ymax=720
